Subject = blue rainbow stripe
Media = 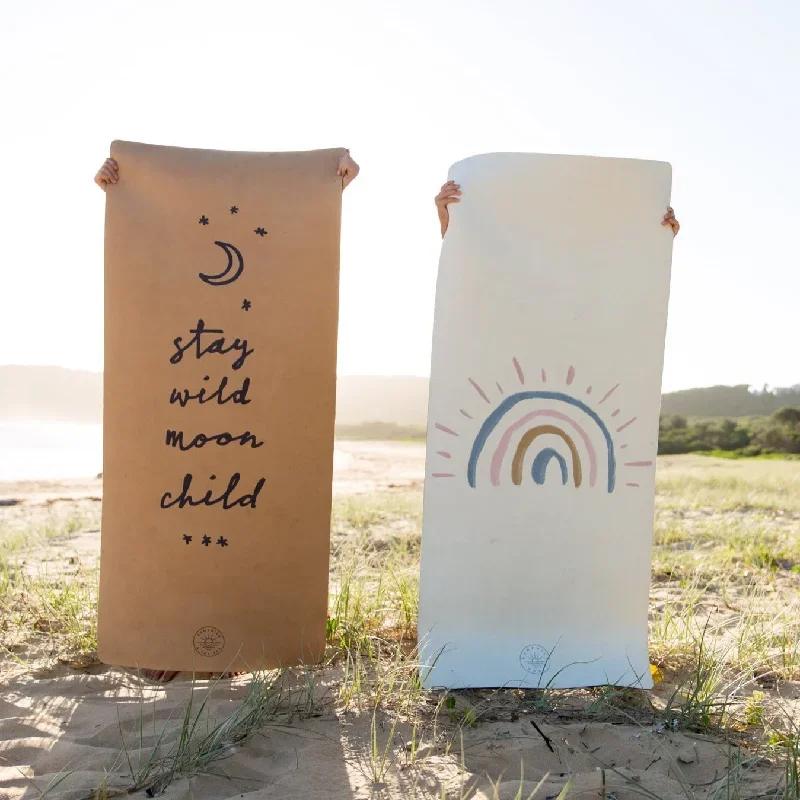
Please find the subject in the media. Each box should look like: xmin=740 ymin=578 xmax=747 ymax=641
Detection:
xmin=532 ymin=448 xmax=569 ymax=485
xmin=467 ymin=390 xmax=616 ymax=491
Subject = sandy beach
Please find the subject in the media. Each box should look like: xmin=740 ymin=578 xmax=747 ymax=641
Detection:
xmin=2 ymin=445 xmax=799 ymax=799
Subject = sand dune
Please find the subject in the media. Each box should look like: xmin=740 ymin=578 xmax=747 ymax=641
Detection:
xmin=1 ymin=445 xmax=795 ymax=799
xmin=3 ymin=671 xmax=774 ymax=800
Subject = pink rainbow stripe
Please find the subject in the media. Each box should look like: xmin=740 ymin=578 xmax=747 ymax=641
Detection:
xmin=469 ymin=378 xmax=491 ymax=403
xmin=513 ymin=357 xmax=525 ymax=385
xmin=489 ymin=409 xmax=598 ymax=487
xmin=435 ymin=422 xmax=459 ymax=437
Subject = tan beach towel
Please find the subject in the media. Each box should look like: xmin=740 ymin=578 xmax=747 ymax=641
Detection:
xmin=99 ymin=141 xmax=343 ymax=672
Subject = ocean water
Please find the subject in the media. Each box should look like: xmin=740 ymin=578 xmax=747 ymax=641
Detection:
xmin=0 ymin=422 xmax=103 ymax=482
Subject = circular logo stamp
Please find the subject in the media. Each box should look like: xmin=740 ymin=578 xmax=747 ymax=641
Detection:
xmin=519 ymin=644 xmax=549 ymax=676
xmin=193 ymin=626 xmax=225 ymax=658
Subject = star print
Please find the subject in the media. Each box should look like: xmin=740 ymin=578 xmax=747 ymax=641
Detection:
xmin=202 ymin=535 xmax=212 ymax=546
xmin=199 ymin=215 xmax=209 ymax=225
xmin=183 ymin=534 xmax=192 ymax=544
xmin=230 ymin=206 xmax=239 ymax=214
xmin=254 ymin=227 xmax=267 ymax=237
xmin=217 ymin=536 xmax=229 ymax=547
xmin=241 ymin=299 xmax=251 ymax=311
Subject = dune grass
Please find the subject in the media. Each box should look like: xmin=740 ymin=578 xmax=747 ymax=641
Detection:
xmin=655 ymin=455 xmax=800 ymax=512
xmin=0 ymin=509 xmax=97 ymax=554
xmin=85 ymin=670 xmax=290 ymax=799
xmin=0 ymin=509 xmax=100 ymax=665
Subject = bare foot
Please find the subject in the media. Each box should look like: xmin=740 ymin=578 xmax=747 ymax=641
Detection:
xmin=141 ymin=669 xmax=179 ymax=683
xmin=137 ymin=669 xmax=246 ymax=682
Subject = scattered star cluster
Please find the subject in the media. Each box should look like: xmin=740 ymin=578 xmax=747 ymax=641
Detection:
xmin=184 ymin=534 xmax=228 ymax=547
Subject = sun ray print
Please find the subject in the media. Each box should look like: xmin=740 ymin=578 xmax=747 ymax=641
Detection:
xmin=513 ymin=357 xmax=525 ymax=385
xmin=469 ymin=378 xmax=491 ymax=403
xmin=598 ymin=383 xmax=620 ymax=404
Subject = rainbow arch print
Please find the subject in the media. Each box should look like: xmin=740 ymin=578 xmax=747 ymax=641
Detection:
xmin=468 ymin=390 xmax=615 ymax=490
xmin=432 ymin=358 xmax=654 ymax=491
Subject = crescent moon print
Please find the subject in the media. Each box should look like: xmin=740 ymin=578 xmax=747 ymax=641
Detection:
xmin=199 ymin=241 xmax=244 ymax=287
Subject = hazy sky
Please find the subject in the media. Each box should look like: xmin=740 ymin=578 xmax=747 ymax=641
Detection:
xmin=2 ymin=0 xmax=797 ymax=392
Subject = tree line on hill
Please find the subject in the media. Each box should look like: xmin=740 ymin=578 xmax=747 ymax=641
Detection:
xmin=660 ymin=384 xmax=800 ymax=418
xmin=658 ymin=407 xmax=800 ymax=456
xmin=334 ymin=408 xmax=800 ymax=458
